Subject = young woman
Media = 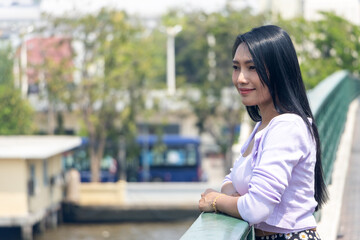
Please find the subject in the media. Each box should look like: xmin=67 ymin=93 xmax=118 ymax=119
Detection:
xmin=198 ymin=25 xmax=328 ymax=240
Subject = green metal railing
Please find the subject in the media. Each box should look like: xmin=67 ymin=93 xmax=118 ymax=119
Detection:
xmin=308 ymin=70 xmax=360 ymax=184
xmin=180 ymin=70 xmax=360 ymax=240
xmin=180 ymin=212 xmax=255 ymax=240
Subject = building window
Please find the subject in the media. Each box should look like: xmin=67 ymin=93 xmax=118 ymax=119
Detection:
xmin=28 ymin=164 xmax=36 ymax=196
xmin=43 ymin=159 xmax=49 ymax=186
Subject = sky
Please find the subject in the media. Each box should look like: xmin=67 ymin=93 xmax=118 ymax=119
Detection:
xmin=0 ymin=0 xmax=259 ymax=21
xmin=41 ymin=0 xmax=259 ymax=18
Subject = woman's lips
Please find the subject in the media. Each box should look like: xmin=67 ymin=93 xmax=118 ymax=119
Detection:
xmin=239 ymin=88 xmax=255 ymax=94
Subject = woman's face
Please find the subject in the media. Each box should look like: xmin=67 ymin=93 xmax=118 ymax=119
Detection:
xmin=232 ymin=43 xmax=273 ymax=110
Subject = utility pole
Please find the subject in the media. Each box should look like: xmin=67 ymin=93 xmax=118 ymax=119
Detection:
xmin=165 ymin=25 xmax=182 ymax=96
xmin=207 ymin=34 xmax=216 ymax=82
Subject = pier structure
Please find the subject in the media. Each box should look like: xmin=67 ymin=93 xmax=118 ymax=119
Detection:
xmin=0 ymin=136 xmax=81 ymax=240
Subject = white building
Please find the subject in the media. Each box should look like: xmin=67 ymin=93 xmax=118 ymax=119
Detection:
xmin=259 ymin=0 xmax=360 ymax=25
xmin=258 ymin=0 xmax=304 ymax=20
xmin=0 ymin=0 xmax=41 ymax=43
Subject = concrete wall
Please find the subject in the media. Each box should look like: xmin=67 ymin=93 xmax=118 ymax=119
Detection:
xmin=0 ymin=159 xmax=28 ymax=217
xmin=48 ymin=154 xmax=63 ymax=203
xmin=78 ymin=181 xmax=126 ymax=206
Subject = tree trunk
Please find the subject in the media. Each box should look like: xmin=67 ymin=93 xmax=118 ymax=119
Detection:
xmin=56 ymin=111 xmax=65 ymax=135
xmin=90 ymin=147 xmax=100 ymax=182
xmin=117 ymin=137 xmax=127 ymax=181
xmin=47 ymin=101 xmax=55 ymax=134
xmin=89 ymin=131 xmax=106 ymax=182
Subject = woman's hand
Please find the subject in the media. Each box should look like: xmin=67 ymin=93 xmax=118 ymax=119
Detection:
xmin=198 ymin=188 xmax=243 ymax=220
xmin=198 ymin=188 xmax=222 ymax=212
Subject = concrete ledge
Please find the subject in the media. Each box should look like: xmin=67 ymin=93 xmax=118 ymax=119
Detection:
xmin=317 ymin=98 xmax=359 ymax=240
xmin=79 ymin=181 xmax=126 ymax=205
xmin=62 ymin=202 xmax=199 ymax=222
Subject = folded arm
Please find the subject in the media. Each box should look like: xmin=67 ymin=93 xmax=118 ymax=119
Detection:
xmin=198 ymin=188 xmax=243 ymax=219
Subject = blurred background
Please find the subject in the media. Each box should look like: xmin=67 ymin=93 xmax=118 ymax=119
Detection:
xmin=0 ymin=0 xmax=359 ymax=239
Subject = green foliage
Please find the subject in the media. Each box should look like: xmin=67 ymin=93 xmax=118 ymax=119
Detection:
xmin=0 ymin=45 xmax=13 ymax=85
xmin=0 ymin=46 xmax=33 ymax=135
xmin=41 ymin=57 xmax=75 ymax=108
xmin=277 ymin=12 xmax=360 ymax=89
xmin=43 ymin=9 xmax=165 ymax=181
xmin=158 ymin=7 xmax=266 ymax=169
xmin=172 ymin=11 xmax=262 ymax=121
xmin=173 ymin=11 xmax=210 ymax=87
xmin=0 ymin=85 xmax=34 ymax=135
xmin=31 ymin=40 xmax=76 ymax=134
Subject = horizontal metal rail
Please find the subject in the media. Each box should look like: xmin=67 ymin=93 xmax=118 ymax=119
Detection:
xmin=308 ymin=70 xmax=360 ymax=184
xmin=180 ymin=212 xmax=254 ymax=240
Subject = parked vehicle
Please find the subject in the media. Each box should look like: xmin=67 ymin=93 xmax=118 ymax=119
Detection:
xmin=136 ymin=135 xmax=202 ymax=182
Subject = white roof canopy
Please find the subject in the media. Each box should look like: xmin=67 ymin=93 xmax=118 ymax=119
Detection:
xmin=0 ymin=136 xmax=82 ymax=159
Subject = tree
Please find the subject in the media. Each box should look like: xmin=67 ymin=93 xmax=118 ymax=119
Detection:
xmin=0 ymin=45 xmax=33 ymax=135
xmin=43 ymin=9 xmax=163 ymax=182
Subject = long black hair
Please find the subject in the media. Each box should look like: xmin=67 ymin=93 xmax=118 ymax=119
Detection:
xmin=232 ymin=25 xmax=328 ymax=210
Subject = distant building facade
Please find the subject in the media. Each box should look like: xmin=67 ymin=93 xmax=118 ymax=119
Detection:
xmin=259 ymin=0 xmax=360 ymax=25
xmin=0 ymin=0 xmax=41 ymax=43
xmin=13 ymin=37 xmax=78 ymax=135
xmin=15 ymin=37 xmax=73 ymax=95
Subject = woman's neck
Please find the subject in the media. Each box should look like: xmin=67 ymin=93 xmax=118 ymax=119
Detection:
xmin=258 ymin=103 xmax=279 ymax=128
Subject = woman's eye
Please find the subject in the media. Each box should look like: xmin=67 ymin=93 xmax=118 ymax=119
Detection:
xmin=232 ymin=65 xmax=239 ymax=70
xmin=249 ymin=65 xmax=256 ymax=70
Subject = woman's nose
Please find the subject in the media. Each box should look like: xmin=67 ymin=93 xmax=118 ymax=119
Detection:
xmin=237 ymin=72 xmax=248 ymax=84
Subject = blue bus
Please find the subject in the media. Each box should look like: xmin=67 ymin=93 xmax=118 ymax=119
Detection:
xmin=62 ymin=138 xmax=118 ymax=182
xmin=136 ymin=135 xmax=202 ymax=182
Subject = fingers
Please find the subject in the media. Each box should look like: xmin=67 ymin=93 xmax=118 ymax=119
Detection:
xmin=204 ymin=188 xmax=218 ymax=195
xmin=199 ymin=189 xmax=219 ymax=212
xmin=204 ymin=189 xmax=213 ymax=194
xmin=198 ymin=197 xmax=205 ymax=211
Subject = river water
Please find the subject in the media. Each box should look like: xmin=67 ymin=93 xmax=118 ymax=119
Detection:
xmin=34 ymin=220 xmax=195 ymax=240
